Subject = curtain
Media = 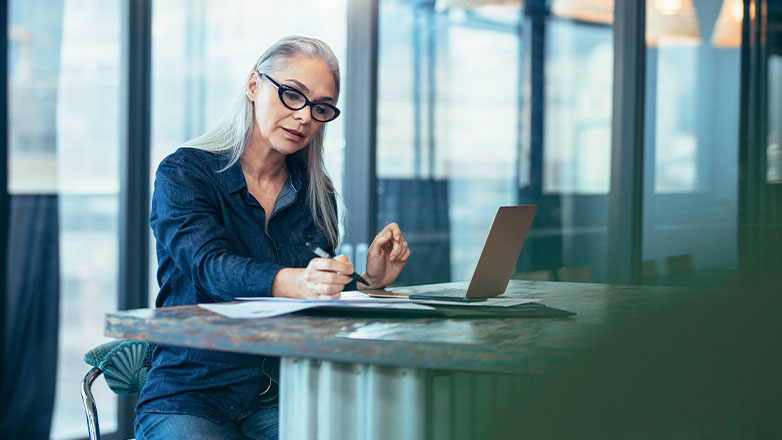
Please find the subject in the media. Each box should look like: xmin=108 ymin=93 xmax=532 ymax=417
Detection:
xmin=0 ymin=195 xmax=60 ymax=439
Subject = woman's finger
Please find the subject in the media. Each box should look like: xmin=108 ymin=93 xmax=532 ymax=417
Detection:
xmin=395 ymin=238 xmax=408 ymax=260
xmin=317 ymin=292 xmax=341 ymax=300
xmin=304 ymin=281 xmax=343 ymax=298
xmin=373 ymin=229 xmax=393 ymax=247
xmin=386 ymin=222 xmax=402 ymax=238
xmin=318 ymin=272 xmax=353 ymax=285
xmin=390 ymin=235 xmax=402 ymax=260
xmin=308 ymin=256 xmax=354 ymax=275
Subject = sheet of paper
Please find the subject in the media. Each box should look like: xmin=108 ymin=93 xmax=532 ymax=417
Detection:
xmin=408 ymin=298 xmax=540 ymax=307
xmin=337 ymin=291 xmax=375 ymax=300
xmin=201 ymin=294 xmax=437 ymax=319
xmin=317 ymin=301 xmax=435 ymax=310
xmin=235 ymin=292 xmax=539 ymax=307
xmin=199 ymin=301 xmax=317 ymax=319
xmin=236 ymin=291 xmax=403 ymax=303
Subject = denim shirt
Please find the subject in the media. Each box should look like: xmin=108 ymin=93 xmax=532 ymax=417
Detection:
xmin=136 ymin=147 xmax=348 ymax=422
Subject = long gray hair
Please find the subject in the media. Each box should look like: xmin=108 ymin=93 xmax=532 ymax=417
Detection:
xmin=183 ymin=35 xmax=341 ymax=248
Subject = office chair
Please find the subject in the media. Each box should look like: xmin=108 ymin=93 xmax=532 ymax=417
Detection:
xmin=665 ymin=254 xmax=694 ymax=277
xmin=557 ymin=265 xmax=594 ymax=283
xmin=511 ymin=270 xmax=553 ymax=281
xmin=641 ymin=259 xmax=659 ymax=282
xmin=81 ymin=340 xmax=156 ymax=440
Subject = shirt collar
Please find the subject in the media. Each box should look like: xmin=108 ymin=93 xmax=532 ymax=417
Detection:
xmin=215 ymin=152 xmax=305 ymax=194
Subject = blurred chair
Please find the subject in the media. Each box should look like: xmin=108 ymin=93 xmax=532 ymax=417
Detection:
xmin=512 ymin=270 xmax=553 ymax=281
xmin=665 ymin=254 xmax=693 ymax=277
xmin=82 ymin=340 xmax=156 ymax=440
xmin=376 ymin=177 xmax=451 ymax=285
xmin=557 ymin=265 xmax=594 ymax=283
xmin=641 ymin=260 xmax=659 ymax=282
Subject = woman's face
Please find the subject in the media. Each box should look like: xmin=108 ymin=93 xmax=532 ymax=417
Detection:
xmin=246 ymin=56 xmax=336 ymax=157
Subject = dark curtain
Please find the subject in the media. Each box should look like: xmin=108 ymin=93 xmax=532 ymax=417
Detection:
xmin=1 ymin=0 xmax=64 ymax=436
xmin=0 ymin=195 xmax=60 ymax=439
xmin=1 ymin=0 xmax=9 ymax=419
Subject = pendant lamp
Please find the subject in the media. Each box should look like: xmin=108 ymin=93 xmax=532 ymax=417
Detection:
xmin=646 ymin=0 xmax=701 ymax=46
xmin=439 ymin=0 xmax=702 ymax=47
xmin=434 ymin=0 xmax=522 ymax=11
xmin=550 ymin=0 xmax=613 ymax=24
xmin=712 ymin=0 xmax=744 ymax=47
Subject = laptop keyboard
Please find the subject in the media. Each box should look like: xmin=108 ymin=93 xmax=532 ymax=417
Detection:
xmin=416 ymin=287 xmax=468 ymax=297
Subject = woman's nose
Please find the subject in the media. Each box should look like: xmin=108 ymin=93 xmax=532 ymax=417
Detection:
xmin=293 ymin=106 xmax=311 ymax=123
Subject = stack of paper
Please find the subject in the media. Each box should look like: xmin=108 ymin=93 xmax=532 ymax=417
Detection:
xmin=199 ymin=291 xmax=539 ymax=319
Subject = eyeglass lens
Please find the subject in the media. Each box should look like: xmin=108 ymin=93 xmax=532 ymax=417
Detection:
xmin=279 ymin=87 xmax=337 ymax=122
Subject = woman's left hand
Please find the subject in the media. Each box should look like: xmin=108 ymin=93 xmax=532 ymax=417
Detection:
xmin=360 ymin=222 xmax=410 ymax=289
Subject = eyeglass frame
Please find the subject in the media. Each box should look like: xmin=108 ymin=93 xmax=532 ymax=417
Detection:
xmin=256 ymin=71 xmax=341 ymax=123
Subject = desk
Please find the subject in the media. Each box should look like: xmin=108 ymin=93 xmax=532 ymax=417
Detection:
xmin=105 ymin=280 xmax=752 ymax=439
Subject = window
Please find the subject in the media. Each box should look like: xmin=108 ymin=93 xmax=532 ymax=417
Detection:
xmin=544 ymin=18 xmax=613 ymax=194
xmin=8 ymin=0 xmax=122 ymax=438
xmin=641 ymin=0 xmax=741 ymax=284
xmin=376 ymin=0 xmax=614 ymax=283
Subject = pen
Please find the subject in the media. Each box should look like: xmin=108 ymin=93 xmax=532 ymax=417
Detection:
xmin=305 ymin=241 xmax=370 ymax=286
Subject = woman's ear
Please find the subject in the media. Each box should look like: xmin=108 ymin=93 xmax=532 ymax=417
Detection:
xmin=246 ymin=71 xmax=260 ymax=101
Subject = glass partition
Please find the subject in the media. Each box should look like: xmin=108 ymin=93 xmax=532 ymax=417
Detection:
xmin=641 ymin=0 xmax=741 ymax=286
xmin=376 ymin=0 xmax=614 ymax=284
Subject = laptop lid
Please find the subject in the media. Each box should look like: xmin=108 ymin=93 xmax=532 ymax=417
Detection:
xmin=465 ymin=205 xmax=537 ymax=298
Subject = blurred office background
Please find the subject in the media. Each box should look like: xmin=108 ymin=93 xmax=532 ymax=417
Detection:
xmin=1 ymin=0 xmax=780 ymax=438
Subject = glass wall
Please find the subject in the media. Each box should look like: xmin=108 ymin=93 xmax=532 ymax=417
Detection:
xmin=7 ymin=0 xmax=122 ymax=438
xmin=376 ymin=0 xmax=614 ymax=284
xmin=150 ymin=0 xmax=348 ymax=302
xmin=642 ymin=0 xmax=741 ymax=286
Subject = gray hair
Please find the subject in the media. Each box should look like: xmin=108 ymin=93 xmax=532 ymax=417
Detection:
xmin=183 ymin=35 xmax=341 ymax=248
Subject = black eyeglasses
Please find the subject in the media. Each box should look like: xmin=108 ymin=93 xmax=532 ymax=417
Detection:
xmin=258 ymin=71 xmax=340 ymax=123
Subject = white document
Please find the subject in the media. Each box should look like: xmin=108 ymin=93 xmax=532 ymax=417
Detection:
xmin=206 ymin=291 xmax=541 ymax=319
xmin=199 ymin=301 xmax=317 ymax=319
xmin=201 ymin=293 xmax=436 ymax=319
xmin=407 ymin=297 xmax=540 ymax=307
xmin=236 ymin=291 xmax=394 ymax=302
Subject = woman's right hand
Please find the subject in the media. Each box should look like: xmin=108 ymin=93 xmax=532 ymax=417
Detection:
xmin=271 ymin=255 xmax=354 ymax=300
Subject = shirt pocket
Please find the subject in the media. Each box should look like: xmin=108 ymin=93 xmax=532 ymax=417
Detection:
xmin=286 ymin=227 xmax=332 ymax=268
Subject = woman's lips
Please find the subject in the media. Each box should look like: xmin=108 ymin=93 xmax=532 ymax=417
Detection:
xmin=282 ymin=127 xmax=304 ymax=140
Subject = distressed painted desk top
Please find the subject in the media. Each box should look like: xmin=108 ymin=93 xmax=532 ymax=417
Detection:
xmin=105 ymin=280 xmax=698 ymax=375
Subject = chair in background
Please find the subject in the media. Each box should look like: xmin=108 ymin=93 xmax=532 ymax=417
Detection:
xmin=641 ymin=260 xmax=659 ymax=283
xmin=376 ymin=177 xmax=451 ymax=285
xmin=557 ymin=265 xmax=594 ymax=283
xmin=82 ymin=340 xmax=156 ymax=440
xmin=665 ymin=254 xmax=694 ymax=277
xmin=512 ymin=270 xmax=553 ymax=281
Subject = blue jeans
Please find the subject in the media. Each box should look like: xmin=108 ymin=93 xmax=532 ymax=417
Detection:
xmin=134 ymin=404 xmax=279 ymax=440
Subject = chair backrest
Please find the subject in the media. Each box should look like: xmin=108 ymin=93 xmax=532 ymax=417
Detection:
xmin=82 ymin=340 xmax=156 ymax=440
xmin=665 ymin=254 xmax=694 ymax=277
xmin=641 ymin=260 xmax=658 ymax=282
xmin=557 ymin=265 xmax=594 ymax=283
xmin=84 ymin=340 xmax=156 ymax=394
xmin=512 ymin=270 xmax=553 ymax=281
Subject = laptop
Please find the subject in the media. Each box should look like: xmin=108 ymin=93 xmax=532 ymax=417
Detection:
xmin=386 ymin=205 xmax=537 ymax=300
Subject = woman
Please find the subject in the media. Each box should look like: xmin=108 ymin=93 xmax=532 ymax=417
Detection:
xmin=135 ymin=35 xmax=410 ymax=440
